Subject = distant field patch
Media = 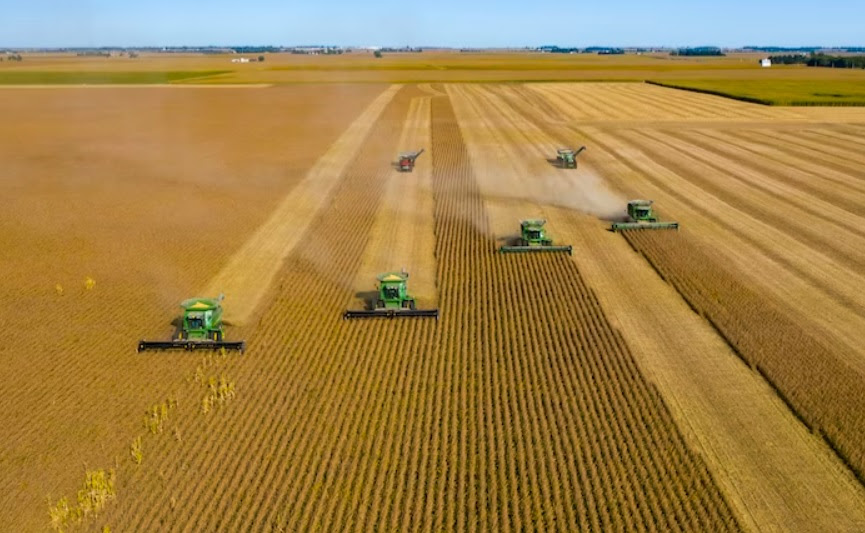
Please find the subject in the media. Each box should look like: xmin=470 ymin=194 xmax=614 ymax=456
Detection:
xmin=648 ymin=79 xmax=865 ymax=106
xmin=0 ymin=70 xmax=230 ymax=84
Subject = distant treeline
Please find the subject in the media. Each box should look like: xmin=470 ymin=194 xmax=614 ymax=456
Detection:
xmin=289 ymin=47 xmax=344 ymax=55
xmin=230 ymin=46 xmax=280 ymax=54
xmin=537 ymin=46 xmax=625 ymax=54
xmin=769 ymin=53 xmax=865 ymax=68
xmin=749 ymin=46 xmax=865 ymax=53
xmin=379 ymin=47 xmax=423 ymax=53
xmin=671 ymin=47 xmax=724 ymax=56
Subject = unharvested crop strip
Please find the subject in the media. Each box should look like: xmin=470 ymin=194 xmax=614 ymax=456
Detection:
xmin=623 ymin=230 xmax=865 ymax=487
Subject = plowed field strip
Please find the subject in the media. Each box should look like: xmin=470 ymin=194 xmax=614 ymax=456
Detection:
xmin=203 ymin=84 xmax=401 ymax=325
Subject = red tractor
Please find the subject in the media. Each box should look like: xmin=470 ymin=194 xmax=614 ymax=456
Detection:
xmin=397 ymin=149 xmax=425 ymax=172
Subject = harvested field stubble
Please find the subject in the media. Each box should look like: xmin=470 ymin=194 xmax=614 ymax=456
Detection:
xmin=624 ymin=230 xmax=865 ymax=483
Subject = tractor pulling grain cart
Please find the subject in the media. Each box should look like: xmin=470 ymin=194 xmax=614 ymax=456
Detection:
xmin=611 ymin=200 xmax=679 ymax=232
xmin=556 ymin=146 xmax=586 ymax=169
xmin=138 ymin=294 xmax=246 ymax=353
xmin=397 ymin=149 xmax=425 ymax=172
xmin=499 ymin=219 xmax=573 ymax=255
xmin=344 ymin=270 xmax=439 ymax=319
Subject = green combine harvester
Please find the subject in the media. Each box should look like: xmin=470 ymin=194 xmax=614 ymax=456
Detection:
xmin=611 ymin=200 xmax=679 ymax=232
xmin=344 ymin=270 xmax=439 ymax=319
xmin=138 ymin=294 xmax=246 ymax=353
xmin=499 ymin=219 xmax=573 ymax=254
xmin=556 ymin=146 xmax=586 ymax=169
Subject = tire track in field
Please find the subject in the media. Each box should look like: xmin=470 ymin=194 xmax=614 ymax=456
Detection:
xmin=202 ymin=84 xmax=401 ymax=325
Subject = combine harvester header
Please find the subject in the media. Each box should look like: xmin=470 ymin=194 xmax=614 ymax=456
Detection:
xmin=499 ymin=219 xmax=573 ymax=254
xmin=611 ymin=200 xmax=679 ymax=232
xmin=344 ymin=270 xmax=439 ymax=319
xmin=138 ymin=294 xmax=246 ymax=353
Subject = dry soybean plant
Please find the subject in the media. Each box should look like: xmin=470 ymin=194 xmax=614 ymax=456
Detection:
xmin=201 ymin=375 xmax=236 ymax=414
xmin=130 ymin=436 xmax=143 ymax=465
xmin=48 ymin=469 xmax=116 ymax=532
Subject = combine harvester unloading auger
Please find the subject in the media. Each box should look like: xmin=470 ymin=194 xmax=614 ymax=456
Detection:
xmin=344 ymin=270 xmax=439 ymax=319
xmin=611 ymin=200 xmax=679 ymax=232
xmin=499 ymin=219 xmax=573 ymax=255
xmin=138 ymin=294 xmax=246 ymax=353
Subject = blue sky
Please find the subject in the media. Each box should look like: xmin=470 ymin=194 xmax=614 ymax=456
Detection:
xmin=1 ymin=0 xmax=863 ymax=48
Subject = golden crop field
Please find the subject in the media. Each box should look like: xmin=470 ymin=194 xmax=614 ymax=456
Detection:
xmin=2 ymin=54 xmax=865 ymax=532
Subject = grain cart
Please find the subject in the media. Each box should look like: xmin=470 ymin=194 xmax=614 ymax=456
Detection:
xmin=499 ymin=219 xmax=573 ymax=254
xmin=397 ymin=149 xmax=425 ymax=172
xmin=556 ymin=146 xmax=586 ymax=169
xmin=611 ymin=200 xmax=679 ymax=232
xmin=138 ymin=294 xmax=246 ymax=353
xmin=344 ymin=270 xmax=439 ymax=319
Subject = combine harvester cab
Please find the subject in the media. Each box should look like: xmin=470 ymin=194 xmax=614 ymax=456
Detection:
xmin=344 ymin=271 xmax=439 ymax=319
xmin=138 ymin=294 xmax=246 ymax=353
xmin=499 ymin=219 xmax=573 ymax=255
xmin=397 ymin=148 xmax=425 ymax=172
xmin=556 ymin=146 xmax=586 ymax=169
xmin=611 ymin=200 xmax=679 ymax=232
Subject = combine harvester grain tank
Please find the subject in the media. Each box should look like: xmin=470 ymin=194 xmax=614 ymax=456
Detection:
xmin=344 ymin=270 xmax=439 ymax=319
xmin=611 ymin=200 xmax=679 ymax=232
xmin=499 ymin=219 xmax=573 ymax=255
xmin=138 ymin=294 xmax=246 ymax=353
